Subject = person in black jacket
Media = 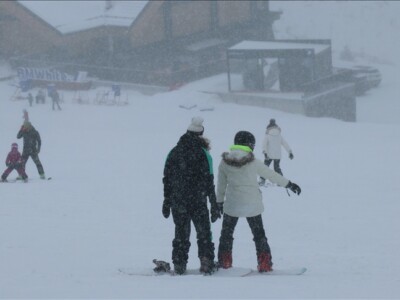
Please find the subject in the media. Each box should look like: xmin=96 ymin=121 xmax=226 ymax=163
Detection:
xmin=162 ymin=116 xmax=221 ymax=275
xmin=17 ymin=121 xmax=46 ymax=179
xmin=49 ymin=87 xmax=62 ymax=111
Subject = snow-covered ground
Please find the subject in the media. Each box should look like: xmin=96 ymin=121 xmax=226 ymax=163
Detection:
xmin=1 ymin=58 xmax=399 ymax=298
xmin=1 ymin=1 xmax=400 ymax=298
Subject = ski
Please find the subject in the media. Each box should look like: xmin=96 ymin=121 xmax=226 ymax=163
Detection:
xmin=1 ymin=179 xmax=24 ymax=183
xmin=179 ymin=104 xmax=197 ymax=110
xmin=2 ymin=177 xmax=53 ymax=183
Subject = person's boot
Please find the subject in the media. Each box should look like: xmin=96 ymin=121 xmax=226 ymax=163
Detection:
xmin=40 ymin=173 xmax=46 ymax=179
xmin=199 ymin=257 xmax=216 ymax=274
xmin=173 ymin=263 xmax=187 ymax=275
xmin=257 ymin=252 xmax=273 ymax=272
xmin=218 ymin=252 xmax=232 ymax=269
xmin=1 ymin=174 xmax=7 ymax=182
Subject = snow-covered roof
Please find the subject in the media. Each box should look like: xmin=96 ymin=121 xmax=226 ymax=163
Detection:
xmin=18 ymin=0 xmax=149 ymax=34
xmin=185 ymin=39 xmax=227 ymax=52
xmin=229 ymin=40 xmax=330 ymax=54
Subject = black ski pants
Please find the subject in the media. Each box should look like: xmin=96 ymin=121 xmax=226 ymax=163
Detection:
xmin=218 ymin=214 xmax=271 ymax=260
xmin=265 ymin=157 xmax=283 ymax=175
xmin=52 ymin=99 xmax=62 ymax=111
xmin=21 ymin=151 xmax=44 ymax=175
xmin=260 ymin=155 xmax=282 ymax=184
xmin=171 ymin=201 xmax=214 ymax=267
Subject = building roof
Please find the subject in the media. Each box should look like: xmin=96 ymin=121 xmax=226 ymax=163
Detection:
xmin=18 ymin=0 xmax=149 ymax=34
xmin=229 ymin=40 xmax=330 ymax=54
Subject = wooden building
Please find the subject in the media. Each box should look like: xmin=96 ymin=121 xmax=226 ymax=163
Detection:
xmin=0 ymin=1 xmax=61 ymax=57
xmin=1 ymin=0 xmax=281 ymax=86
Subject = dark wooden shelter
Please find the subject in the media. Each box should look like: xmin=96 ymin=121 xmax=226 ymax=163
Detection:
xmin=227 ymin=39 xmax=332 ymax=92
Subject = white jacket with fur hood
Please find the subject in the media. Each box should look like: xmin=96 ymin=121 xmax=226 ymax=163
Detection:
xmin=217 ymin=147 xmax=289 ymax=218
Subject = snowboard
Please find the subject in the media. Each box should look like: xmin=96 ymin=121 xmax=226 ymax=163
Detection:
xmin=119 ymin=266 xmax=252 ymax=277
xmin=244 ymin=267 xmax=307 ymax=277
xmin=119 ymin=259 xmax=251 ymax=277
xmin=119 ymin=259 xmax=306 ymax=277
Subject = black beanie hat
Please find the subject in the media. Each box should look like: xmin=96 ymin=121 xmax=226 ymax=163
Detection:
xmin=234 ymin=131 xmax=256 ymax=150
xmin=267 ymin=118 xmax=277 ymax=129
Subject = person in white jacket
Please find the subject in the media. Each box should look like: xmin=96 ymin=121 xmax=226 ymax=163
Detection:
xmin=259 ymin=119 xmax=293 ymax=185
xmin=216 ymin=131 xmax=301 ymax=272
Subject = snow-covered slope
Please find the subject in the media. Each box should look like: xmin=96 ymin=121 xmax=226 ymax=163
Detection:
xmin=1 ymin=59 xmax=399 ymax=297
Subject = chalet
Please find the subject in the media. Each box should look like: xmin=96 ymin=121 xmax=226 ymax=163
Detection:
xmin=1 ymin=0 xmax=281 ymax=86
xmin=0 ymin=1 xmax=61 ymax=57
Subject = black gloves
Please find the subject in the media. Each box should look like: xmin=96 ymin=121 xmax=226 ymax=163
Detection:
xmin=209 ymin=191 xmax=222 ymax=223
xmin=210 ymin=203 xmax=222 ymax=223
xmin=286 ymin=181 xmax=301 ymax=195
xmin=162 ymin=200 xmax=171 ymax=219
xmin=211 ymin=202 xmax=224 ymax=222
xmin=289 ymin=153 xmax=294 ymax=160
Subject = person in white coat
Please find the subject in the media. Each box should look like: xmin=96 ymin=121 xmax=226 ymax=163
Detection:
xmin=216 ymin=131 xmax=301 ymax=272
xmin=259 ymin=119 xmax=293 ymax=185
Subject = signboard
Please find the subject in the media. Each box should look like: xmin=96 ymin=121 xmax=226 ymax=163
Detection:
xmin=17 ymin=67 xmax=75 ymax=82
xmin=16 ymin=67 xmax=92 ymax=90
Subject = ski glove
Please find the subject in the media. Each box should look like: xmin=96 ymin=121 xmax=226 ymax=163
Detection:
xmin=208 ymin=190 xmax=221 ymax=223
xmin=286 ymin=181 xmax=301 ymax=195
xmin=162 ymin=200 xmax=171 ymax=219
xmin=289 ymin=153 xmax=294 ymax=160
xmin=210 ymin=203 xmax=221 ymax=223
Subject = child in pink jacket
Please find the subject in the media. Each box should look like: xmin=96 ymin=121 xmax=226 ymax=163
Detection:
xmin=1 ymin=143 xmax=28 ymax=182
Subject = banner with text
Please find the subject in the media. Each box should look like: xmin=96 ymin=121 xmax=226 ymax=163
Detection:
xmin=17 ymin=67 xmax=75 ymax=82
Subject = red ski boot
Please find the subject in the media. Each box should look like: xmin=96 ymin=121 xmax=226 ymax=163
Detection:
xmin=219 ymin=252 xmax=232 ymax=269
xmin=257 ymin=252 xmax=273 ymax=272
